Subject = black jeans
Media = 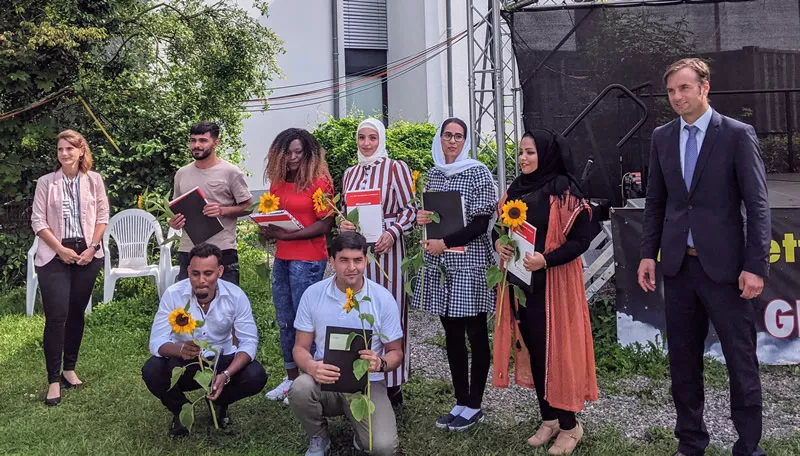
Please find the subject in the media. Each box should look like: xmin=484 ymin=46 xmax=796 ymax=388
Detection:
xmin=518 ymin=287 xmax=577 ymax=430
xmin=665 ymin=256 xmax=764 ymax=456
xmin=177 ymin=249 xmax=239 ymax=285
xmin=36 ymin=238 xmax=102 ymax=384
xmin=141 ymin=354 xmax=268 ymax=415
xmin=440 ymin=313 xmax=490 ymax=409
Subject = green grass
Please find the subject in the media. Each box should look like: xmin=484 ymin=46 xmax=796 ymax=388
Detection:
xmin=1 ymin=238 xmax=799 ymax=455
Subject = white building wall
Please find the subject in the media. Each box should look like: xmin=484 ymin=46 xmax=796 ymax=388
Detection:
xmin=240 ymin=0 xmax=338 ymax=191
xmin=386 ymin=0 xmax=429 ymax=123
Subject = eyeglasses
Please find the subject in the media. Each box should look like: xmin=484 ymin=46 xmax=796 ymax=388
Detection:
xmin=442 ymin=133 xmax=465 ymax=142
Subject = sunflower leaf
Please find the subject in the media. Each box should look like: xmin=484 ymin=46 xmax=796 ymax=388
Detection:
xmin=255 ymin=262 xmax=271 ymax=282
xmin=345 ymin=332 xmax=359 ymax=351
xmin=246 ymin=201 xmax=260 ymax=212
xmin=513 ymin=245 xmax=522 ymax=262
xmin=183 ymin=300 xmax=190 ymax=312
xmin=486 ymin=266 xmax=503 ymax=288
xmin=353 ymin=359 xmax=370 ymax=381
xmin=350 ymin=395 xmax=369 ymax=422
xmin=514 ymin=286 xmax=528 ymax=308
xmin=346 ymin=207 xmax=360 ymax=229
xmin=179 ymin=402 xmax=195 ymax=432
xmin=333 ymin=193 xmax=341 ymax=204
xmin=194 ymin=320 xmax=205 ymax=329
xmin=404 ymin=280 xmax=413 ymax=297
xmin=196 ymin=339 xmax=209 ymax=350
xmin=360 ymin=313 xmax=375 ymax=328
xmin=430 ymin=211 xmax=441 ymax=224
xmin=170 ymin=366 xmax=186 ymax=391
xmin=194 ymin=370 xmax=213 ymax=393
xmin=361 ymin=296 xmax=372 ymax=302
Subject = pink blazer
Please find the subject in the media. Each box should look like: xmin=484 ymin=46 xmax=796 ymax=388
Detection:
xmin=31 ymin=169 xmax=110 ymax=267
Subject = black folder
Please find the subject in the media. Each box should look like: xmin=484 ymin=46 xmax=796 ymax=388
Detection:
xmin=321 ymin=326 xmax=373 ymax=393
xmin=169 ymin=186 xmax=224 ymax=245
xmin=422 ymin=191 xmax=466 ymax=241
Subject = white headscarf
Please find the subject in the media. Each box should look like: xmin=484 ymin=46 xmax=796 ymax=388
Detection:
xmin=432 ymin=118 xmax=486 ymax=177
xmin=356 ymin=118 xmax=388 ymax=167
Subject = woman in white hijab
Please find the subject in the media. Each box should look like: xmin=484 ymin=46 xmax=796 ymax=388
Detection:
xmin=413 ymin=117 xmax=498 ymax=432
xmin=339 ymin=118 xmax=416 ymax=404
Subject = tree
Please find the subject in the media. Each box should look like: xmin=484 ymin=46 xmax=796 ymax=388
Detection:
xmin=0 ymin=0 xmax=282 ymax=283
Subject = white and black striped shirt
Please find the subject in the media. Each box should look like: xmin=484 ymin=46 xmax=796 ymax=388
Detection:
xmin=62 ymin=174 xmax=84 ymax=239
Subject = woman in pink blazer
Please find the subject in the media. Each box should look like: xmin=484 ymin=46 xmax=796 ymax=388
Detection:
xmin=30 ymin=130 xmax=109 ymax=406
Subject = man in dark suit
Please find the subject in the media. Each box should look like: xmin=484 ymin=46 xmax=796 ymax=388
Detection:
xmin=638 ymin=58 xmax=770 ymax=456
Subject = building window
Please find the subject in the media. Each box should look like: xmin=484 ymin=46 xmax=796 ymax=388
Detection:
xmin=345 ymin=48 xmax=388 ymax=123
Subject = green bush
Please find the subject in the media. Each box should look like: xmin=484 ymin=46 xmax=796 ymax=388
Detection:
xmin=760 ymin=133 xmax=800 ymax=173
xmin=0 ymin=230 xmax=33 ymax=285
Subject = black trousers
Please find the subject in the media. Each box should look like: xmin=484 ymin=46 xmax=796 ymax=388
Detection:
xmin=440 ymin=313 xmax=490 ymax=409
xmin=518 ymin=287 xmax=577 ymax=430
xmin=36 ymin=241 xmax=102 ymax=384
xmin=177 ymin=249 xmax=239 ymax=285
xmin=665 ymin=256 xmax=764 ymax=456
xmin=141 ymin=354 xmax=268 ymax=415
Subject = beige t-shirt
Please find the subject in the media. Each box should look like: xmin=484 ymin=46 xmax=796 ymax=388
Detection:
xmin=172 ymin=159 xmax=251 ymax=252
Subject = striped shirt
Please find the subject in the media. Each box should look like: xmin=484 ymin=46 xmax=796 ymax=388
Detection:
xmin=62 ymin=174 xmax=84 ymax=239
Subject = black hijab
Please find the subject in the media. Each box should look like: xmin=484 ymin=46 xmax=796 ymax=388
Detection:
xmin=506 ymin=129 xmax=583 ymax=201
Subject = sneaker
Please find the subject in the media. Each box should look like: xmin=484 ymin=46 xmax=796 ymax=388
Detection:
xmin=283 ymin=396 xmax=289 ymax=406
xmin=435 ymin=413 xmax=457 ymax=430
xmin=169 ymin=414 xmax=189 ymax=438
xmin=265 ymin=377 xmax=293 ymax=401
xmin=448 ymin=410 xmax=485 ymax=432
xmin=305 ymin=434 xmax=331 ymax=456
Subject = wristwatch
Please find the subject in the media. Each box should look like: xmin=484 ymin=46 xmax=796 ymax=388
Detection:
xmin=91 ymin=242 xmax=102 ymax=252
xmin=379 ymin=358 xmax=387 ymax=373
xmin=222 ymin=369 xmax=231 ymax=385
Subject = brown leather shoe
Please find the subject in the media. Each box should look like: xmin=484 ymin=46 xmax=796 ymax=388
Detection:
xmin=527 ymin=419 xmax=560 ymax=447
xmin=548 ymin=422 xmax=584 ymax=455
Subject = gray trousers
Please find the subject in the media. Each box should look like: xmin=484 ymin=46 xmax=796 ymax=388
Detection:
xmin=288 ymin=374 xmax=398 ymax=455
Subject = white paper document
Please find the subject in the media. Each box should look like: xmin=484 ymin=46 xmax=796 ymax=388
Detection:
xmin=507 ymin=221 xmax=537 ymax=286
xmin=346 ymin=189 xmax=383 ymax=243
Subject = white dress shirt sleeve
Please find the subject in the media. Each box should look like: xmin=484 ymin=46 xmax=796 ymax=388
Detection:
xmin=232 ymin=291 xmax=259 ymax=360
xmin=149 ymin=289 xmax=178 ymax=357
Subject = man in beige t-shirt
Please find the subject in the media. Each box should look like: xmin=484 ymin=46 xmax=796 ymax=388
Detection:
xmin=168 ymin=121 xmax=252 ymax=284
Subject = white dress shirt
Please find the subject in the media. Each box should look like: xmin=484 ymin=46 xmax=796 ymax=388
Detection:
xmin=149 ymin=278 xmax=258 ymax=360
xmin=294 ymin=276 xmax=404 ymax=383
xmin=679 ymin=106 xmax=714 ymax=175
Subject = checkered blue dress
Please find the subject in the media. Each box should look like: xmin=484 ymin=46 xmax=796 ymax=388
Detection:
xmin=411 ymin=166 xmax=498 ymax=317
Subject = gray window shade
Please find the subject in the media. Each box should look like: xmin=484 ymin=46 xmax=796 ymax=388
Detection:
xmin=343 ymin=0 xmax=388 ymax=50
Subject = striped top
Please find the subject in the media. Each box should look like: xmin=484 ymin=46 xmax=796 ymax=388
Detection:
xmin=61 ymin=174 xmax=84 ymax=239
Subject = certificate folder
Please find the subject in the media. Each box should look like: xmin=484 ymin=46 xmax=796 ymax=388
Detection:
xmin=250 ymin=210 xmax=305 ymax=232
xmin=321 ymin=326 xmax=373 ymax=393
xmin=169 ymin=186 xmax=223 ymax=245
xmin=345 ymin=189 xmax=383 ymax=243
xmin=507 ymin=221 xmax=537 ymax=286
xmin=422 ymin=191 xmax=466 ymax=253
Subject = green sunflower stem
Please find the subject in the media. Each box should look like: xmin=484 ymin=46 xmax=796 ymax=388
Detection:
xmin=197 ymin=346 xmax=219 ymax=430
xmin=497 ymin=266 xmax=509 ymax=327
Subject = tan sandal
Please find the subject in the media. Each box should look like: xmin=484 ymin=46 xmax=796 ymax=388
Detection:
xmin=527 ymin=419 xmax=560 ymax=447
xmin=547 ymin=422 xmax=584 ymax=455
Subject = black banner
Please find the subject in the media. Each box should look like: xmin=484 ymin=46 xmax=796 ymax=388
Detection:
xmin=612 ymin=207 xmax=800 ymax=365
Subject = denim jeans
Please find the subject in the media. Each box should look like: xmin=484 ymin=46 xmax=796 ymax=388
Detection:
xmin=272 ymin=258 xmax=327 ymax=369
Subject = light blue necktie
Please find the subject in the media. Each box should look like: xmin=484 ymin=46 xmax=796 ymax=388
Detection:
xmin=684 ymin=125 xmax=699 ymax=247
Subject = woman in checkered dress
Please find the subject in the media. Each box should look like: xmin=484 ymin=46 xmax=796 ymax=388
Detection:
xmin=412 ymin=117 xmax=498 ymax=431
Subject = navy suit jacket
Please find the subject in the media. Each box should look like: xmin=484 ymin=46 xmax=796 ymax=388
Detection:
xmin=641 ymin=110 xmax=771 ymax=283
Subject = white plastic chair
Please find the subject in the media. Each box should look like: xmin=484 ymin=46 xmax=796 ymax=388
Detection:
xmin=26 ymin=237 xmax=92 ymax=316
xmin=159 ymin=227 xmax=182 ymax=292
xmin=103 ymin=209 xmax=164 ymax=303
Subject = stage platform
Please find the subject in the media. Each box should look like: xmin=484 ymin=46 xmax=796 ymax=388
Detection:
xmin=767 ymin=174 xmax=800 ymax=207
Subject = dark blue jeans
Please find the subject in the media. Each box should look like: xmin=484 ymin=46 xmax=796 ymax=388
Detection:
xmin=272 ymin=258 xmax=327 ymax=369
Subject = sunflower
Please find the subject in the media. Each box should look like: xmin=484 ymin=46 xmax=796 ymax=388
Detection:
xmin=137 ymin=195 xmax=143 ymax=209
xmin=501 ymin=199 xmax=528 ymax=229
xmin=169 ymin=308 xmax=197 ymax=335
xmin=258 ymin=192 xmax=280 ymax=213
xmin=312 ymin=188 xmax=327 ymax=213
xmin=411 ymin=170 xmax=420 ymax=193
xmin=343 ymin=287 xmax=356 ymax=313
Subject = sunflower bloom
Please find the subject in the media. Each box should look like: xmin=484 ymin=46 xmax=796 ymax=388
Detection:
xmin=501 ymin=199 xmax=528 ymax=229
xmin=411 ymin=170 xmax=420 ymax=192
xmin=137 ymin=195 xmax=143 ymax=209
xmin=258 ymin=192 xmax=280 ymax=213
xmin=169 ymin=308 xmax=197 ymax=335
xmin=312 ymin=188 xmax=328 ymax=214
xmin=343 ymin=287 xmax=356 ymax=313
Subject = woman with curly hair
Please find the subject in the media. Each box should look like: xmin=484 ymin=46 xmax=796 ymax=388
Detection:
xmin=261 ymin=128 xmax=335 ymax=403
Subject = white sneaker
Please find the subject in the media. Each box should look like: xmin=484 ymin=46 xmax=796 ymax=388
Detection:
xmin=265 ymin=377 xmax=293 ymax=401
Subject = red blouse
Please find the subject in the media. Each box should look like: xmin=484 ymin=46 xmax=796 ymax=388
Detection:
xmin=270 ymin=176 xmax=333 ymax=261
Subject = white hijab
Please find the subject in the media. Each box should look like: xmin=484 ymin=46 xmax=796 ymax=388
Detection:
xmin=356 ymin=118 xmax=388 ymax=167
xmin=432 ymin=118 xmax=486 ymax=177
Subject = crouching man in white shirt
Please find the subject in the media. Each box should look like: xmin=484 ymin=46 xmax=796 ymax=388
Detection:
xmin=142 ymin=243 xmax=267 ymax=437
xmin=289 ymin=232 xmax=404 ymax=456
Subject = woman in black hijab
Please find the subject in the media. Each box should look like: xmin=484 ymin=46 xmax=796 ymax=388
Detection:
xmin=493 ymin=129 xmax=594 ymax=454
